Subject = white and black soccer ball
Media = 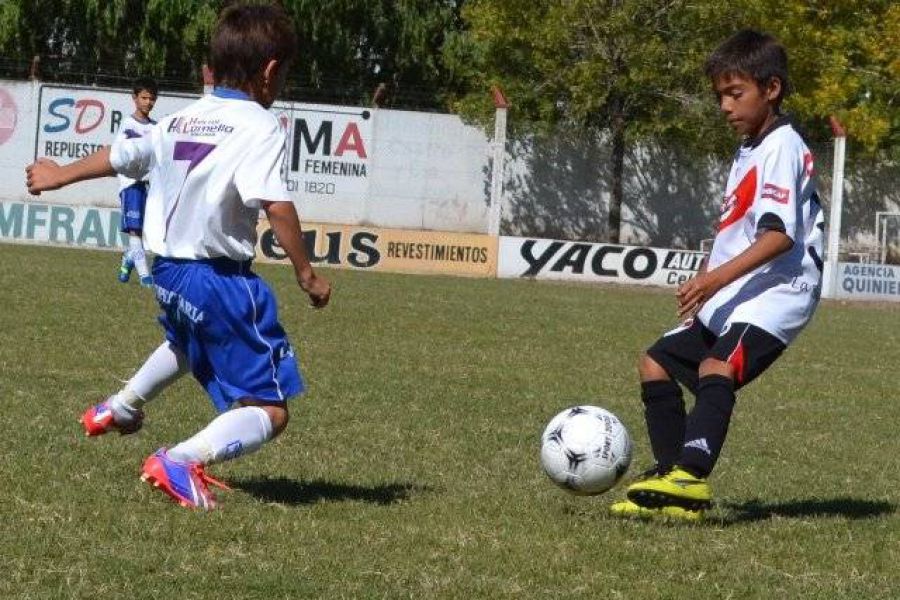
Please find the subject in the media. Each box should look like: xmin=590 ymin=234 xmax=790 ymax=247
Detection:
xmin=540 ymin=405 xmax=632 ymax=495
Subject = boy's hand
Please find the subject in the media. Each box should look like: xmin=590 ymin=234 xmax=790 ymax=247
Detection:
xmin=676 ymin=271 xmax=724 ymax=318
xmin=299 ymin=272 xmax=331 ymax=309
xmin=25 ymin=158 xmax=64 ymax=195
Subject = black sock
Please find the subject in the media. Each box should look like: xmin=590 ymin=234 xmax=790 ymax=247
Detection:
xmin=641 ymin=380 xmax=686 ymax=473
xmin=678 ymin=374 xmax=735 ymax=478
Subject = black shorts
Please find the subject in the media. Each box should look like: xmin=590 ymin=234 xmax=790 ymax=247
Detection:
xmin=647 ymin=319 xmax=786 ymax=394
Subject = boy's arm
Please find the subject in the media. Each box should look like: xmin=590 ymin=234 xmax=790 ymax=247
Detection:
xmin=26 ymin=147 xmax=116 ymax=195
xmin=263 ymin=200 xmax=331 ymax=309
xmin=676 ymin=230 xmax=792 ymax=318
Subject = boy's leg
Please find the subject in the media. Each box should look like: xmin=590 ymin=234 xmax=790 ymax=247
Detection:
xmin=610 ymin=321 xmax=707 ymax=521
xmin=678 ymin=324 xmax=785 ymax=477
xmin=82 ymin=341 xmax=189 ymax=436
xmin=638 ymin=319 xmax=711 ymax=472
xmin=142 ymin=402 xmax=286 ymax=510
xmin=639 ymin=355 xmax=686 ymax=475
xmin=628 ymin=323 xmax=785 ymax=511
xmin=141 ymin=259 xmax=303 ymax=509
xmin=118 ymin=182 xmax=151 ymax=285
xmin=677 ymin=361 xmax=736 ymax=479
xmin=128 ymin=233 xmax=152 ymax=286
xmin=167 ymin=401 xmax=285 ymax=465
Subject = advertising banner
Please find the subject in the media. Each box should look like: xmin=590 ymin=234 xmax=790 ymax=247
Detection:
xmin=257 ymin=220 xmax=498 ymax=278
xmin=271 ymin=104 xmax=373 ymax=211
xmin=497 ymin=236 xmax=705 ymax=287
xmin=21 ymin=83 xmax=490 ymax=233
xmin=35 ymin=85 xmax=195 ymax=162
xmin=835 ymin=262 xmax=900 ymax=301
xmin=0 ymin=200 xmax=125 ymax=249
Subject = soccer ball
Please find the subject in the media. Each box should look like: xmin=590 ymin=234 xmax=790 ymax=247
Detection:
xmin=540 ymin=405 xmax=632 ymax=495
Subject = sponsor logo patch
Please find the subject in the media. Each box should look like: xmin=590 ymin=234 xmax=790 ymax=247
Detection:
xmin=761 ymin=182 xmax=790 ymax=204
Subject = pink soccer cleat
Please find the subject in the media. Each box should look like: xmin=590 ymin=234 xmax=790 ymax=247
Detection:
xmin=140 ymin=449 xmax=231 ymax=510
xmin=80 ymin=400 xmax=144 ymax=436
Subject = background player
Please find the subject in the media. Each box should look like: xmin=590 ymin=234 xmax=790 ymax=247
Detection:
xmin=116 ymin=77 xmax=158 ymax=286
xmin=25 ymin=3 xmax=330 ymax=510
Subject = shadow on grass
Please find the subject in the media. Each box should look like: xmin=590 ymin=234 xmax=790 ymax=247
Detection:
xmin=721 ymin=497 xmax=895 ymax=524
xmin=231 ymin=476 xmax=428 ymax=506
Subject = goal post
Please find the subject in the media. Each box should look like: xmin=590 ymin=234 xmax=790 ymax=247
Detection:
xmin=822 ymin=116 xmax=847 ymax=299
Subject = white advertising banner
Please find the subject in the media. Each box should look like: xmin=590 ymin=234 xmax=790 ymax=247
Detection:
xmin=0 ymin=81 xmax=491 ymax=234
xmin=835 ymin=262 xmax=900 ymax=301
xmin=498 ymin=236 xmax=705 ymax=287
xmin=271 ymin=103 xmax=373 ymax=224
xmin=33 ymin=85 xmax=197 ymax=208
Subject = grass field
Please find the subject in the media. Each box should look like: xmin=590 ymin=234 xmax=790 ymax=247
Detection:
xmin=2 ymin=242 xmax=899 ymax=599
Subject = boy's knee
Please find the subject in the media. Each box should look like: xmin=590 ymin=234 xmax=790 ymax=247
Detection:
xmin=263 ymin=405 xmax=289 ymax=437
xmin=638 ymin=352 xmax=670 ymax=382
xmin=241 ymin=401 xmax=290 ymax=437
xmin=699 ymin=357 xmax=735 ymax=379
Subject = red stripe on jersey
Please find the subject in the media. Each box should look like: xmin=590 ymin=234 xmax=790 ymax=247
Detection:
xmin=726 ymin=340 xmax=746 ymax=384
xmin=718 ymin=166 xmax=757 ymax=232
xmin=761 ymin=182 xmax=790 ymax=204
xmin=803 ymin=152 xmax=815 ymax=178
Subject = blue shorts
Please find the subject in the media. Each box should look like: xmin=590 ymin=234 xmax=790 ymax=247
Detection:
xmin=119 ymin=182 xmax=148 ymax=233
xmin=152 ymin=256 xmax=304 ymax=413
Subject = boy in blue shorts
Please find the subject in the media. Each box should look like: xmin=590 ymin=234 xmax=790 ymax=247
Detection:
xmin=610 ymin=30 xmax=824 ymax=521
xmin=26 ymin=3 xmax=331 ymax=510
xmin=116 ymin=77 xmax=158 ymax=287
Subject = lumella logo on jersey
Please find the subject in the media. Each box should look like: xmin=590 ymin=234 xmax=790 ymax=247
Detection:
xmin=719 ymin=166 xmax=756 ymax=231
xmin=167 ymin=117 xmax=235 ymax=137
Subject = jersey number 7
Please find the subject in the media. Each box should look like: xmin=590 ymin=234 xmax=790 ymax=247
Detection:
xmin=164 ymin=141 xmax=217 ymax=238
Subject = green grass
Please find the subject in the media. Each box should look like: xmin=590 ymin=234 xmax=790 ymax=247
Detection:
xmin=1 ymin=242 xmax=899 ymax=599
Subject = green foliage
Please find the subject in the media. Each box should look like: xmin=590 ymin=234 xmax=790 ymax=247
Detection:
xmin=735 ymin=0 xmax=899 ymax=155
xmin=449 ymin=2 xmax=727 ymax=145
xmin=282 ymin=0 xmax=463 ymax=106
xmin=0 ymin=0 xmax=217 ymax=81
xmin=452 ymin=0 xmax=900 ymax=156
xmin=0 ymin=0 xmax=463 ymax=106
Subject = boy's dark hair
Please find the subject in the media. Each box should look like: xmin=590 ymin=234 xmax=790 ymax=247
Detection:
xmin=132 ymin=77 xmax=159 ymax=97
xmin=704 ymin=29 xmax=791 ymax=108
xmin=210 ymin=3 xmax=298 ymax=88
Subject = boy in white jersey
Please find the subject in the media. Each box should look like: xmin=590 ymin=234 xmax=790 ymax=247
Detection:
xmin=26 ymin=3 xmax=331 ymax=510
xmin=611 ymin=30 xmax=824 ymax=521
xmin=116 ymin=77 xmax=158 ymax=287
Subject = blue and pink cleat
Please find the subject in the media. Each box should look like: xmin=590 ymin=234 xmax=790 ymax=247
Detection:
xmin=80 ymin=400 xmax=144 ymax=436
xmin=140 ymin=449 xmax=230 ymax=510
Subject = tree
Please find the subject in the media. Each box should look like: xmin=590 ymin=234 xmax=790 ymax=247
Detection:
xmin=281 ymin=0 xmax=464 ymax=107
xmin=736 ymin=0 xmax=900 ymax=157
xmin=449 ymin=0 xmax=732 ymax=243
xmin=450 ymin=0 xmax=900 ymax=242
xmin=0 ymin=0 xmax=217 ymax=86
xmin=0 ymin=0 xmax=466 ymax=106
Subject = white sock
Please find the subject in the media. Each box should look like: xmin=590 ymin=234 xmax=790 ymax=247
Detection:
xmin=109 ymin=342 xmax=188 ymax=422
xmin=129 ymin=234 xmax=150 ymax=278
xmin=168 ymin=406 xmax=274 ymax=465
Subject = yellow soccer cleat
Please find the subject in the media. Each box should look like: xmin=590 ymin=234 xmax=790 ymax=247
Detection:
xmin=658 ymin=504 xmax=705 ymax=522
xmin=609 ymin=499 xmax=660 ymax=519
xmin=609 ymin=499 xmax=705 ymax=522
xmin=626 ymin=466 xmax=712 ymax=511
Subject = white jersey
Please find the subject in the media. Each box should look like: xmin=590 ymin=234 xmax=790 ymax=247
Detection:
xmin=109 ymin=90 xmax=291 ymax=261
xmin=114 ymin=114 xmax=157 ymax=190
xmin=697 ymin=118 xmax=824 ymax=344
